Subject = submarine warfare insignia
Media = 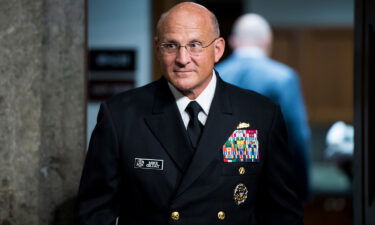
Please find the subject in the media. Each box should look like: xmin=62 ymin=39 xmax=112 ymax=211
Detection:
xmin=237 ymin=122 xmax=250 ymax=129
xmin=233 ymin=183 xmax=248 ymax=205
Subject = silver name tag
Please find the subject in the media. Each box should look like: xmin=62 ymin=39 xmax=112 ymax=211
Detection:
xmin=134 ymin=158 xmax=164 ymax=170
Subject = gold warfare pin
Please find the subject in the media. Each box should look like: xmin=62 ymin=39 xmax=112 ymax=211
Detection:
xmin=237 ymin=122 xmax=250 ymax=129
xmin=233 ymin=183 xmax=248 ymax=205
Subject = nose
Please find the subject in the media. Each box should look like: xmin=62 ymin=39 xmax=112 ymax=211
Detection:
xmin=175 ymin=46 xmax=191 ymax=66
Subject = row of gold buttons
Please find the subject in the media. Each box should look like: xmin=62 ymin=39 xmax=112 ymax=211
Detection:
xmin=169 ymin=167 xmax=244 ymax=221
xmin=169 ymin=167 xmax=245 ymax=221
xmin=170 ymin=211 xmax=226 ymax=221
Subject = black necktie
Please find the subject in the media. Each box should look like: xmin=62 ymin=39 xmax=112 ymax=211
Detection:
xmin=186 ymin=101 xmax=204 ymax=149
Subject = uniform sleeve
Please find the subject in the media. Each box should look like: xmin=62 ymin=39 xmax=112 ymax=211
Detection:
xmin=76 ymin=103 xmax=121 ymax=225
xmin=254 ymin=105 xmax=304 ymax=225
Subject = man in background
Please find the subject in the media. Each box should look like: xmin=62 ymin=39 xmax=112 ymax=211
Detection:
xmin=216 ymin=13 xmax=311 ymax=201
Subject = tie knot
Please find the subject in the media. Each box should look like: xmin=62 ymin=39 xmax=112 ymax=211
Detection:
xmin=186 ymin=101 xmax=202 ymax=119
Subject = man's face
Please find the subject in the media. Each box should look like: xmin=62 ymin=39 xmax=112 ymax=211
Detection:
xmin=156 ymin=9 xmax=225 ymax=99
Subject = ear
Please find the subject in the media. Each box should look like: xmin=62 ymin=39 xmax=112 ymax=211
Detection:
xmin=229 ymin=35 xmax=236 ymax=50
xmin=214 ymin=37 xmax=225 ymax=63
xmin=265 ymin=38 xmax=272 ymax=57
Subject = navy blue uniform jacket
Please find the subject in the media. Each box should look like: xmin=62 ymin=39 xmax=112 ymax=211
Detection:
xmin=77 ymin=75 xmax=303 ymax=225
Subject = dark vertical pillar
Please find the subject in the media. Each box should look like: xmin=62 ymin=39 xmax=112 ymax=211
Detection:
xmin=0 ymin=0 xmax=86 ymax=224
xmin=354 ymin=0 xmax=375 ymax=224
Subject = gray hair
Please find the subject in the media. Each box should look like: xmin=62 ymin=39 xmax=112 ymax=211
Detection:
xmin=210 ymin=12 xmax=220 ymax=37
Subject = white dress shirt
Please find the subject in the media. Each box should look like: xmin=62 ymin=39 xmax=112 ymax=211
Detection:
xmin=168 ymin=71 xmax=217 ymax=129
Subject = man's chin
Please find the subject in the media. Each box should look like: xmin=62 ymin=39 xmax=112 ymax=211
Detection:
xmin=171 ymin=80 xmax=196 ymax=92
xmin=175 ymin=83 xmax=194 ymax=93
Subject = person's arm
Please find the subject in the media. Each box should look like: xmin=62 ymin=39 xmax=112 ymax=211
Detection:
xmin=76 ymin=103 xmax=121 ymax=225
xmin=254 ymin=105 xmax=304 ymax=225
xmin=278 ymin=73 xmax=311 ymax=200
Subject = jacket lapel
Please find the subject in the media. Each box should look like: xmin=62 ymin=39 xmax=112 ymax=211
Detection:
xmin=176 ymin=77 xmax=238 ymax=197
xmin=144 ymin=78 xmax=193 ymax=172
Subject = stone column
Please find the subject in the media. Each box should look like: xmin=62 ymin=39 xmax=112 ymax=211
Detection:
xmin=0 ymin=0 xmax=85 ymax=224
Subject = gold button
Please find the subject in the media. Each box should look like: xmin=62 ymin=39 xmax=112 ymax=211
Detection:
xmin=217 ymin=211 xmax=225 ymax=220
xmin=171 ymin=211 xmax=180 ymax=221
xmin=238 ymin=166 xmax=246 ymax=175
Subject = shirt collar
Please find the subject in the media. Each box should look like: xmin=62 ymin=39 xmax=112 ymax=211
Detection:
xmin=168 ymin=70 xmax=217 ymax=116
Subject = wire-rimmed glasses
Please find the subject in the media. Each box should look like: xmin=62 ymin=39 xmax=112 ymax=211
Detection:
xmin=159 ymin=38 xmax=219 ymax=56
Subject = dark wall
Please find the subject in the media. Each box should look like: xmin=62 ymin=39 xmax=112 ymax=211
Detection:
xmin=195 ymin=0 xmax=244 ymax=60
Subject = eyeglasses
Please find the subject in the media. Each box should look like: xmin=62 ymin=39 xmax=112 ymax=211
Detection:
xmin=159 ymin=38 xmax=219 ymax=55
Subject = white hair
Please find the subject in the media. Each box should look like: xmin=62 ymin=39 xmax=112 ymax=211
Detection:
xmin=231 ymin=13 xmax=272 ymax=47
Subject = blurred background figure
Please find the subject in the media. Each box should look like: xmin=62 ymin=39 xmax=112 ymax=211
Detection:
xmin=216 ymin=13 xmax=311 ymax=201
xmin=325 ymin=121 xmax=354 ymax=181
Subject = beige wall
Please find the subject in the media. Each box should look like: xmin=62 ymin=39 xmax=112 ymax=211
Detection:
xmin=272 ymin=28 xmax=353 ymax=124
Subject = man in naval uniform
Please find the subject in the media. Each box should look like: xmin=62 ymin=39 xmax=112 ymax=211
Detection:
xmin=76 ymin=2 xmax=304 ymax=225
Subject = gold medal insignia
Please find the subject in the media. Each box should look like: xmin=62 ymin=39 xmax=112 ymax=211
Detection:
xmin=237 ymin=122 xmax=250 ymax=129
xmin=233 ymin=183 xmax=248 ymax=205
